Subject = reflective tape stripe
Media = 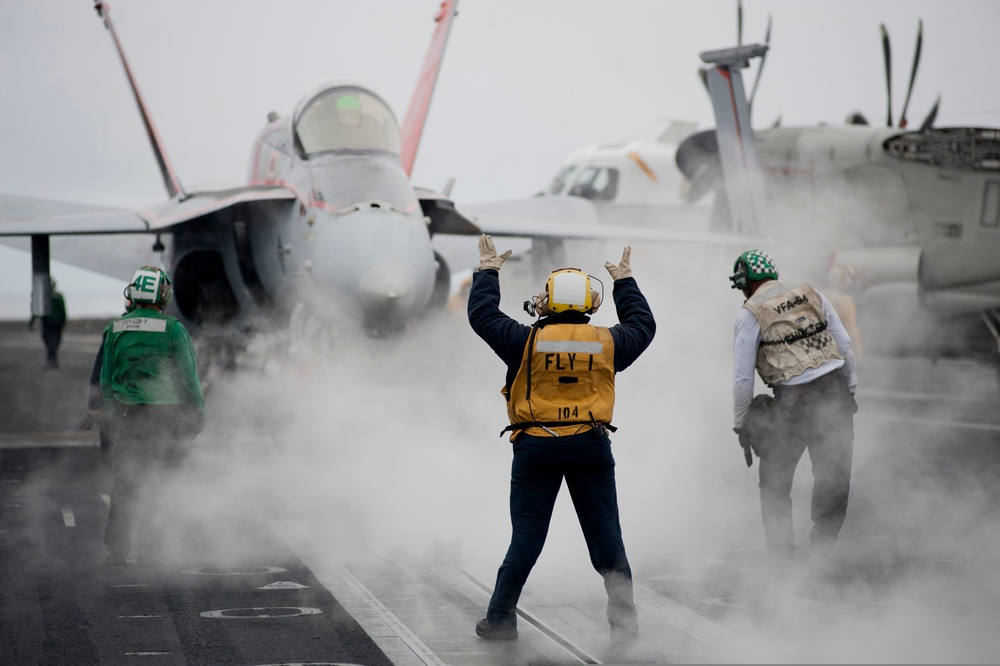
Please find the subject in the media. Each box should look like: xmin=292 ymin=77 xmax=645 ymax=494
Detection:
xmin=536 ymin=340 xmax=603 ymax=354
xmin=113 ymin=318 xmax=167 ymax=333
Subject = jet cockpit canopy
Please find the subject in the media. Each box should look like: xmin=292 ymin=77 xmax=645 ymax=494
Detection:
xmin=293 ymin=83 xmax=401 ymax=157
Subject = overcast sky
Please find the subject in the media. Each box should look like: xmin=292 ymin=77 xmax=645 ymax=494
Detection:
xmin=1 ymin=0 xmax=999 ymax=316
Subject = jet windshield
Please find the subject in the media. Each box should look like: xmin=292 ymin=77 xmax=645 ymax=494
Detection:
xmin=294 ymin=87 xmax=401 ymax=156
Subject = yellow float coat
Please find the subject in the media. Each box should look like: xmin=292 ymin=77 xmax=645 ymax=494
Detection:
xmin=504 ymin=323 xmax=616 ymax=440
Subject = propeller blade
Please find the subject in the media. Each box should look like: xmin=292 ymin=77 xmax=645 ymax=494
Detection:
xmin=898 ymin=18 xmax=923 ymax=128
xmin=919 ymin=94 xmax=940 ymax=132
xmin=881 ymin=23 xmax=893 ymax=127
xmin=737 ymin=0 xmax=743 ymax=46
xmin=748 ymin=14 xmax=773 ymax=113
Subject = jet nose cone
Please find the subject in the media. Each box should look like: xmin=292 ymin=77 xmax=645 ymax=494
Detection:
xmin=358 ymin=262 xmax=417 ymax=320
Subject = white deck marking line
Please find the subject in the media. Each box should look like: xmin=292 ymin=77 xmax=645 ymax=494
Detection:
xmin=634 ymin=582 xmax=749 ymax=663
xmin=62 ymin=508 xmax=76 ymax=527
xmin=270 ymin=523 xmax=444 ymax=666
xmin=455 ymin=566 xmax=599 ymax=664
xmin=101 ymin=494 xmax=111 ymax=507
xmin=0 ymin=430 xmax=95 ymax=439
xmin=364 ymin=541 xmax=597 ymax=665
xmin=858 ymin=387 xmax=987 ymax=403
xmin=862 ymin=412 xmax=1000 ymax=432
xmin=0 ymin=431 xmax=98 ymax=450
xmin=321 ymin=560 xmax=445 ymax=666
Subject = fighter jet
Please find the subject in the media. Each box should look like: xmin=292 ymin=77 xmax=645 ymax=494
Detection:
xmin=2 ymin=0 xmax=475 ymax=345
xmin=0 ymin=0 xmax=755 ymax=351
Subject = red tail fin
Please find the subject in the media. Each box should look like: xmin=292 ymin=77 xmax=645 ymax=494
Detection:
xmin=399 ymin=0 xmax=459 ymax=177
xmin=94 ymin=2 xmax=185 ymax=199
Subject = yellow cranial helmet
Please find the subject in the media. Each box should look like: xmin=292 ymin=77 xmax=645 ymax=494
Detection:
xmin=546 ymin=268 xmax=594 ymax=314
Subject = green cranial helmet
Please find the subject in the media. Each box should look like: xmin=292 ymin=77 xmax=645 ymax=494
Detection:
xmin=729 ymin=249 xmax=778 ymax=290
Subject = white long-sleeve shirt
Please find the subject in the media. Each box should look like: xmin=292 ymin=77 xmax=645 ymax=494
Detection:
xmin=733 ymin=292 xmax=857 ymax=429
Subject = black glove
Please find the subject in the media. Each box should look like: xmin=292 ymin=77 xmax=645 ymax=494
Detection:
xmin=734 ymin=426 xmax=753 ymax=467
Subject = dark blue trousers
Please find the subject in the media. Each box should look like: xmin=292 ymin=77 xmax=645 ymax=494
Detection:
xmin=41 ymin=322 xmax=63 ymax=366
xmin=486 ymin=432 xmax=637 ymax=631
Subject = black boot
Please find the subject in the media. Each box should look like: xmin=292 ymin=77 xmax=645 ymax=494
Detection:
xmin=475 ymin=617 xmax=518 ymax=640
xmin=105 ymin=552 xmax=127 ymax=566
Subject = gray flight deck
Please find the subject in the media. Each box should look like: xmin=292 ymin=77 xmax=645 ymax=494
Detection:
xmin=3 ymin=319 xmax=1000 ymax=664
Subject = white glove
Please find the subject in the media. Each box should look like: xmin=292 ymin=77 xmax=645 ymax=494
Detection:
xmin=604 ymin=246 xmax=632 ymax=280
xmin=478 ymin=234 xmax=512 ymax=272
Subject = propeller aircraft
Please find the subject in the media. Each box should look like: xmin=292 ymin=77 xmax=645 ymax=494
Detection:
xmin=538 ymin=120 xmax=715 ymax=231
xmin=535 ymin=5 xmax=1000 ymax=368
xmin=678 ymin=15 xmax=1000 ymax=364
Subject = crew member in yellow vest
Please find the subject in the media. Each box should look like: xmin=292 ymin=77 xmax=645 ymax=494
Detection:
xmin=824 ymin=264 xmax=865 ymax=364
xmin=730 ymin=250 xmax=858 ymax=560
xmin=468 ymin=235 xmax=655 ymax=642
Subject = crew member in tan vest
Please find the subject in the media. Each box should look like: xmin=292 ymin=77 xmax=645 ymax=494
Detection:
xmin=730 ymin=250 xmax=858 ymax=559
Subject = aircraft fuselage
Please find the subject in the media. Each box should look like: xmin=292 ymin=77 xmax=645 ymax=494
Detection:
xmin=169 ymin=83 xmax=442 ymax=336
xmin=752 ymin=125 xmax=1000 ymax=315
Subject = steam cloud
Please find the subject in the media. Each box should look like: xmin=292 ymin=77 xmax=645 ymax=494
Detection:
xmin=172 ymin=239 xmax=1000 ymax=664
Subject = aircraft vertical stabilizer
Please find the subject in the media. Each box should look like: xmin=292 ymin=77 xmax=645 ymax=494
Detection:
xmin=400 ymin=0 xmax=459 ymax=176
xmin=701 ymin=44 xmax=769 ymax=235
xmin=93 ymin=2 xmax=185 ymax=200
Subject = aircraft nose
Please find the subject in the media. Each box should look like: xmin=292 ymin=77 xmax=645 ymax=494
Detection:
xmin=358 ymin=261 xmax=417 ymax=319
xmin=307 ymin=207 xmax=436 ymax=329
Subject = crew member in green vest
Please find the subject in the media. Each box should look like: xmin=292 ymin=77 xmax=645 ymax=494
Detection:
xmin=29 ymin=278 xmax=66 ymax=369
xmin=100 ymin=266 xmax=204 ymax=566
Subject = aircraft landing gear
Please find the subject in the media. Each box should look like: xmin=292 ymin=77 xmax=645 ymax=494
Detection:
xmin=980 ymin=310 xmax=1000 ymax=394
xmin=289 ymin=302 xmax=331 ymax=358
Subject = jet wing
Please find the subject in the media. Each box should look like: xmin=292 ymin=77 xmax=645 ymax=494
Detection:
xmin=0 ymin=186 xmax=297 ymax=281
xmin=474 ymin=214 xmax=767 ymax=246
xmin=138 ymin=186 xmax=296 ymax=231
xmin=462 ymin=195 xmax=602 ymax=227
xmin=432 ymin=194 xmax=770 ymax=276
xmin=458 ymin=196 xmax=767 ymax=246
xmin=0 ymin=186 xmax=296 ymax=235
xmin=0 ymin=194 xmax=148 ymax=235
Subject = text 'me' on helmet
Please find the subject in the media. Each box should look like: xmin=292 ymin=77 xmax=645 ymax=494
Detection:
xmin=729 ymin=249 xmax=778 ymax=291
xmin=125 ymin=266 xmax=173 ymax=308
